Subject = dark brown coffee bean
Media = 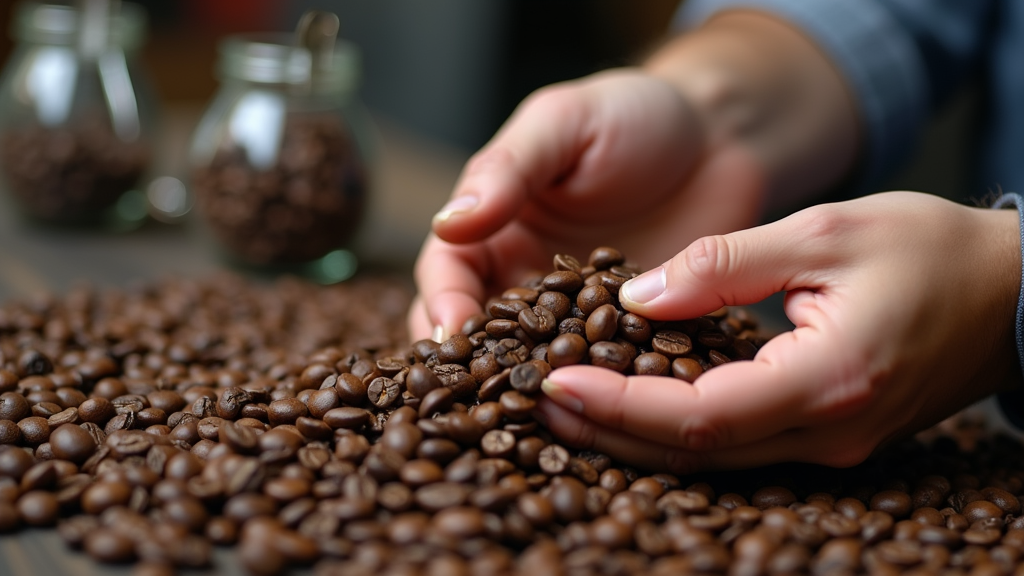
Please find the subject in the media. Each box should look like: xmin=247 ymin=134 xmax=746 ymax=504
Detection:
xmin=381 ymin=422 xmax=423 ymax=459
xmin=17 ymin=417 xmax=50 ymax=446
xmin=861 ymin=510 xmax=895 ymax=543
xmin=574 ymin=285 xmax=611 ymax=317
xmin=400 ymin=459 xmax=444 ymax=487
xmin=216 ymin=387 xmax=249 ymax=420
xmin=547 ymin=333 xmax=588 ymax=370
xmin=538 ymin=445 xmax=570 ymax=475
xmin=433 ymin=364 xmax=478 ymax=398
xmin=652 ymin=330 xmax=693 ymax=357
xmin=404 ymin=363 xmax=440 ymax=400
xmin=871 ymin=489 xmax=913 ymax=519
xmin=322 ymin=407 xmax=370 ymax=430
xmin=438 ymin=334 xmax=475 ymax=365
xmin=487 ymin=299 xmax=531 ymax=321
xmin=83 ymin=528 xmax=136 ymax=563
xmin=445 ymin=412 xmax=484 ymax=446
xmin=480 ymin=429 xmax=516 ymax=458
xmin=588 ymin=341 xmax=631 ymax=372
xmin=585 ymin=304 xmax=619 ymax=343
xmin=415 ymin=482 xmax=470 ymax=512
xmin=16 ymin=490 xmax=58 ymax=526
xmin=588 ymin=247 xmax=624 ymax=270
xmin=0 ymin=420 xmax=19 ymax=445
xmin=963 ymin=500 xmax=1004 ymax=523
xmin=536 ymin=291 xmax=572 ymax=321
xmin=499 ymin=390 xmax=536 ymax=420
xmin=48 ymin=423 xmax=96 ymax=464
xmin=305 ymin=388 xmax=340 ymax=420
xmin=333 ymin=373 xmax=368 ymax=406
xmin=633 ymin=352 xmax=670 ymax=376
xmin=509 ymin=359 xmax=551 ymax=395
xmin=266 ymin=398 xmax=308 ymax=427
xmin=548 ymin=476 xmax=588 ymax=523
xmin=518 ymin=306 xmax=558 ymax=342
xmin=671 ymin=357 xmax=703 ymax=382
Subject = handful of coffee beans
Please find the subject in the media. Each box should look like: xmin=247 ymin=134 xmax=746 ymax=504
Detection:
xmin=192 ymin=113 xmax=367 ymax=265
xmin=0 ymin=248 xmax=1022 ymax=576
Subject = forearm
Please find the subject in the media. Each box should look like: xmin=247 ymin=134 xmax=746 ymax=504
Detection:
xmin=644 ymin=10 xmax=860 ymax=209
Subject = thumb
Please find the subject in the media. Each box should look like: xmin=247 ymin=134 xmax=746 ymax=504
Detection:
xmin=432 ymin=83 xmax=592 ymax=244
xmin=619 ymin=213 xmax=838 ymax=320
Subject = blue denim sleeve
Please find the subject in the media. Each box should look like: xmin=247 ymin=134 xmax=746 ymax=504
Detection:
xmin=675 ymin=0 xmax=995 ymax=192
xmin=993 ymin=193 xmax=1024 ymax=429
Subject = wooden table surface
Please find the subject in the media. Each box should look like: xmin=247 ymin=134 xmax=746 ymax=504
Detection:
xmin=0 ymin=109 xmax=467 ymax=575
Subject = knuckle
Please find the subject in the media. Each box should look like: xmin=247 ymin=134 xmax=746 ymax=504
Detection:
xmin=464 ymin=146 xmax=515 ymax=176
xmin=675 ymin=416 xmax=728 ymax=451
xmin=522 ymin=83 xmax=578 ymax=115
xmin=794 ymin=204 xmax=852 ymax=244
xmin=684 ymin=235 xmax=733 ymax=283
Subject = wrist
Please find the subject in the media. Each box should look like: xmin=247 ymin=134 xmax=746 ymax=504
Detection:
xmin=643 ymin=10 xmax=859 ymax=208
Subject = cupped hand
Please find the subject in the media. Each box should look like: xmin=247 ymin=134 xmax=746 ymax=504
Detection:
xmin=537 ymin=191 xmax=1023 ymax=473
xmin=409 ymin=68 xmax=767 ymax=342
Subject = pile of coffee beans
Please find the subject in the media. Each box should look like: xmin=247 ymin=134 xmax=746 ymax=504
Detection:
xmin=0 ymin=117 xmax=149 ymax=222
xmin=191 ymin=113 xmax=367 ymax=265
xmin=1 ymin=248 xmax=1023 ymax=576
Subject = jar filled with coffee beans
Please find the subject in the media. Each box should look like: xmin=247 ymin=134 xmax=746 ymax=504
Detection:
xmin=0 ymin=1 xmax=155 ymax=225
xmin=189 ymin=11 xmax=370 ymax=272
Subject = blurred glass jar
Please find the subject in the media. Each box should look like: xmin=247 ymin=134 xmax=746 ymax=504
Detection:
xmin=0 ymin=1 xmax=155 ymax=225
xmin=189 ymin=28 xmax=369 ymax=269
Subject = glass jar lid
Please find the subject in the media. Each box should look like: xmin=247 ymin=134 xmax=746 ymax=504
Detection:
xmin=11 ymin=1 xmax=146 ymax=50
xmin=217 ymin=33 xmax=360 ymax=95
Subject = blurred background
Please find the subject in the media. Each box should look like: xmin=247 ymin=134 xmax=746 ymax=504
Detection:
xmin=0 ymin=0 xmax=979 ymax=298
xmin=0 ymin=0 xmax=681 ymax=153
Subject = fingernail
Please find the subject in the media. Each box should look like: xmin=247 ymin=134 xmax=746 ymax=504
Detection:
xmin=541 ymin=378 xmax=583 ymax=413
xmin=432 ymin=195 xmax=479 ymax=224
xmin=620 ymin=266 xmax=666 ymax=305
xmin=431 ymin=325 xmax=448 ymax=343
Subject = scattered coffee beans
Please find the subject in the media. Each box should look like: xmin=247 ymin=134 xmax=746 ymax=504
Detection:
xmin=0 ymin=247 xmax=1021 ymax=576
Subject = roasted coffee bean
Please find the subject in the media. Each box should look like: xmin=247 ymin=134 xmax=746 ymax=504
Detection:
xmin=509 ymin=359 xmax=550 ymax=395
xmin=652 ymin=330 xmax=693 ymax=357
xmin=588 ymin=341 xmax=631 ymax=372
xmin=366 ymin=377 xmax=401 ymax=409
xmin=487 ymin=299 xmax=531 ymax=321
xmin=671 ymin=357 xmax=704 ymax=382
xmin=518 ymin=306 xmax=558 ymax=342
xmin=48 ymin=424 xmax=96 ymax=464
xmin=871 ymin=489 xmax=913 ymax=519
xmin=634 ymin=352 xmax=670 ymax=376
xmin=17 ymin=490 xmax=59 ymax=526
xmin=585 ymin=304 xmax=619 ymax=343
xmin=0 ymin=393 xmax=30 ymax=422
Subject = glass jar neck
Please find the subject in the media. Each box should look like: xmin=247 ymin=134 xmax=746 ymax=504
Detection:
xmin=11 ymin=1 xmax=146 ymax=51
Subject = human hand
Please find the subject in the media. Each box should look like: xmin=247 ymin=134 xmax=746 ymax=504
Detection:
xmin=409 ymin=68 xmax=767 ymax=342
xmin=536 ymin=191 xmax=1023 ymax=473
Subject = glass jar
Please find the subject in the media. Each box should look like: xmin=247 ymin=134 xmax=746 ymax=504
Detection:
xmin=0 ymin=1 xmax=155 ymax=225
xmin=189 ymin=27 xmax=369 ymax=273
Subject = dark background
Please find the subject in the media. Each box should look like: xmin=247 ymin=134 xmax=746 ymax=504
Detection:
xmin=0 ymin=0 xmax=979 ymax=208
xmin=0 ymin=0 xmax=682 ymax=152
